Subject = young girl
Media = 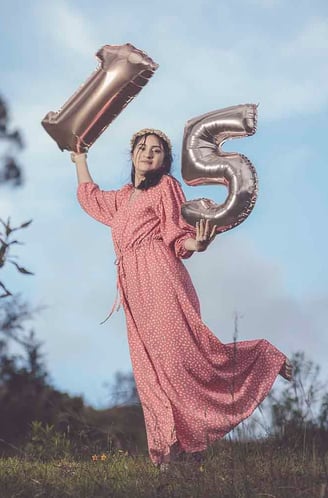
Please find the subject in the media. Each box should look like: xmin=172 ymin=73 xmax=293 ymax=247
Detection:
xmin=72 ymin=129 xmax=292 ymax=468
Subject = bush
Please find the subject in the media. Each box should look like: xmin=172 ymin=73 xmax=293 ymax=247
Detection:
xmin=24 ymin=421 xmax=71 ymax=461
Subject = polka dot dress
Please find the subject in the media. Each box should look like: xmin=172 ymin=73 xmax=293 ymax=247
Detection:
xmin=77 ymin=174 xmax=286 ymax=465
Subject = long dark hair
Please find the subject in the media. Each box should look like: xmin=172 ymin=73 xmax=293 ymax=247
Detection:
xmin=130 ymin=133 xmax=173 ymax=190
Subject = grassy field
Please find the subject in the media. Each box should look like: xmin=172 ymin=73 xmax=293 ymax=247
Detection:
xmin=0 ymin=438 xmax=327 ymax=498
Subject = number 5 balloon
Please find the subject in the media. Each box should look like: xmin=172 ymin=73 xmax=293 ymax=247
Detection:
xmin=181 ymin=104 xmax=258 ymax=233
xmin=41 ymin=44 xmax=158 ymax=153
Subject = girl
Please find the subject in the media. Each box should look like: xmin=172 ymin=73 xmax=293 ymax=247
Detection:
xmin=72 ymin=129 xmax=292 ymax=469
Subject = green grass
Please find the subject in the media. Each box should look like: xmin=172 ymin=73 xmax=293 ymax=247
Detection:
xmin=0 ymin=439 xmax=327 ymax=498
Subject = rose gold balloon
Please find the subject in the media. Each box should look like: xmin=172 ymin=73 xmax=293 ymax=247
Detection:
xmin=181 ymin=104 xmax=258 ymax=233
xmin=41 ymin=44 xmax=158 ymax=153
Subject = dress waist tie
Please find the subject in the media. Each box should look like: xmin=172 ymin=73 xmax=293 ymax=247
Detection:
xmin=99 ymin=238 xmax=164 ymax=325
xmin=100 ymin=257 xmax=124 ymax=325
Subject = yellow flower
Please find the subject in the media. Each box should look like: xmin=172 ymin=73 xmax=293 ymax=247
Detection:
xmin=100 ymin=454 xmax=107 ymax=461
xmin=92 ymin=454 xmax=98 ymax=461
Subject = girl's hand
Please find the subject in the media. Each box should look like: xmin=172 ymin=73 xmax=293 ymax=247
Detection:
xmin=70 ymin=152 xmax=87 ymax=164
xmin=195 ymin=219 xmax=216 ymax=252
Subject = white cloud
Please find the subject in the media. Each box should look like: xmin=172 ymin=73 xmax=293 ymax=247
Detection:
xmin=5 ymin=8 xmax=327 ymax=184
xmin=186 ymin=233 xmax=328 ymax=373
xmin=141 ymin=15 xmax=328 ymax=121
xmin=285 ymin=17 xmax=328 ymax=55
xmin=35 ymin=0 xmax=98 ymax=59
xmin=246 ymin=0 xmax=283 ymax=7
xmin=24 ymin=2 xmax=327 ymax=128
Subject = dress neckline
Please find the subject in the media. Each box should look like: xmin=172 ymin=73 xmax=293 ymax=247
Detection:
xmin=128 ymin=185 xmax=143 ymax=205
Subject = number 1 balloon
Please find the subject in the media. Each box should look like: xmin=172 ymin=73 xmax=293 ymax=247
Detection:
xmin=41 ymin=44 xmax=158 ymax=153
xmin=180 ymin=104 xmax=259 ymax=233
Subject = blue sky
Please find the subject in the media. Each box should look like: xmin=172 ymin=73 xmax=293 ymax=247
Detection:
xmin=1 ymin=0 xmax=327 ymax=407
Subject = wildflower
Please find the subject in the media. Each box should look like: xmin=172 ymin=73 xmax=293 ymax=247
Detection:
xmin=92 ymin=454 xmax=98 ymax=461
xmin=100 ymin=453 xmax=107 ymax=461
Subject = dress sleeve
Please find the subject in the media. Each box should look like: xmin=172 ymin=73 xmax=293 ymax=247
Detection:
xmin=77 ymin=182 xmax=118 ymax=227
xmin=158 ymin=176 xmax=196 ymax=259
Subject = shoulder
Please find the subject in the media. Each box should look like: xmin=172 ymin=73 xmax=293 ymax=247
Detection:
xmin=94 ymin=183 xmax=131 ymax=207
xmin=112 ymin=182 xmax=133 ymax=196
xmin=157 ymin=175 xmax=186 ymax=205
xmin=112 ymin=182 xmax=132 ymax=202
xmin=159 ymin=174 xmax=182 ymax=189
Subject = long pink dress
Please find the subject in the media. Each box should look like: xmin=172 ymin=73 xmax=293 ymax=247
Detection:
xmin=77 ymin=174 xmax=286 ymax=465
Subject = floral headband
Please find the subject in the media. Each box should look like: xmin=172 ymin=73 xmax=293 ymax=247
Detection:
xmin=130 ymin=128 xmax=172 ymax=152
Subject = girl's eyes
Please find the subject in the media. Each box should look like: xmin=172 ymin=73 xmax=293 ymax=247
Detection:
xmin=138 ymin=146 xmax=162 ymax=153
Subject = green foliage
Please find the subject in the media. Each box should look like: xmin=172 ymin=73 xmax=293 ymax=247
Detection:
xmin=0 ymin=299 xmax=146 ymax=459
xmin=0 ymin=297 xmax=88 ymax=455
xmin=24 ymin=421 xmax=71 ymax=461
xmin=0 ymin=93 xmax=29 ymax=297
xmin=0 ymin=218 xmax=33 ymax=298
xmin=319 ymin=392 xmax=328 ymax=430
xmin=0 ymin=95 xmax=24 ymax=187
xmin=266 ymin=351 xmax=328 ymax=434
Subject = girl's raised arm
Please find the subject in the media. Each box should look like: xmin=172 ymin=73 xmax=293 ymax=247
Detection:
xmin=71 ymin=152 xmax=94 ymax=184
xmin=72 ymin=152 xmax=118 ymax=227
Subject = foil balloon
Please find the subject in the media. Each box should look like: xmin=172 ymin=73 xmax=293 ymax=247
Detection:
xmin=41 ymin=44 xmax=158 ymax=153
xmin=181 ymin=104 xmax=258 ymax=233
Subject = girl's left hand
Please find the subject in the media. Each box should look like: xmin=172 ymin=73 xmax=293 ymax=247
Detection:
xmin=195 ymin=219 xmax=217 ymax=252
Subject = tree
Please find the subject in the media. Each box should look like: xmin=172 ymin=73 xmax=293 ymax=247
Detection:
xmin=0 ymin=95 xmax=24 ymax=187
xmin=0 ymin=218 xmax=33 ymax=298
xmin=267 ymin=351 xmax=327 ymax=431
xmin=0 ymin=93 xmax=32 ymax=297
xmin=259 ymin=351 xmax=328 ymax=452
xmin=105 ymin=371 xmax=140 ymax=407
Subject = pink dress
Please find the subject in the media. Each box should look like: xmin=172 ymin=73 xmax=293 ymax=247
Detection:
xmin=77 ymin=174 xmax=286 ymax=465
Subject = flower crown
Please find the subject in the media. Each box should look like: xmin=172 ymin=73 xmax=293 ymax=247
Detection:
xmin=130 ymin=128 xmax=172 ymax=152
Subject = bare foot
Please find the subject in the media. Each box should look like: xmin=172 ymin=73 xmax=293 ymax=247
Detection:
xmin=279 ymin=358 xmax=293 ymax=381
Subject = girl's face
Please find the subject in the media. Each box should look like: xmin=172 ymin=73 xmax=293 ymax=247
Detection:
xmin=132 ymin=134 xmax=165 ymax=177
